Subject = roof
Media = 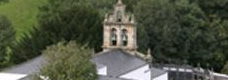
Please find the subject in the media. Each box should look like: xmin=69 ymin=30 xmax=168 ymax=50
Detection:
xmin=92 ymin=50 xmax=147 ymax=77
xmin=2 ymin=56 xmax=45 ymax=74
xmin=1 ymin=56 xmax=45 ymax=80
xmin=151 ymin=67 xmax=167 ymax=79
xmin=1 ymin=50 xmax=167 ymax=80
xmin=96 ymin=63 xmax=106 ymax=69
xmin=98 ymin=75 xmax=131 ymax=80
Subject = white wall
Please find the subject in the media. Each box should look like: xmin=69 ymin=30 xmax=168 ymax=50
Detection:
xmin=153 ymin=72 xmax=168 ymax=80
xmin=97 ymin=66 xmax=107 ymax=75
xmin=0 ymin=73 xmax=27 ymax=80
xmin=120 ymin=65 xmax=151 ymax=80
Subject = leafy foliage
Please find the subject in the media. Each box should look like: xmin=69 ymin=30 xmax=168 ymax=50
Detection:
xmin=0 ymin=15 xmax=15 ymax=68
xmin=11 ymin=0 xmax=102 ymax=64
xmin=0 ymin=0 xmax=8 ymax=4
xmin=37 ymin=0 xmax=102 ymax=49
xmin=11 ymin=28 xmax=50 ymax=63
xmin=134 ymin=0 xmax=228 ymax=71
xmin=193 ymin=0 xmax=228 ymax=20
xmin=0 ymin=0 xmax=47 ymax=40
xmin=8 ymin=0 xmax=228 ymax=73
xmin=34 ymin=41 xmax=97 ymax=80
xmin=82 ymin=0 xmax=142 ymax=14
xmin=222 ymin=61 xmax=228 ymax=75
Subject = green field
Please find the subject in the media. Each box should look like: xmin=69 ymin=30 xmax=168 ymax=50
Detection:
xmin=0 ymin=0 xmax=47 ymax=41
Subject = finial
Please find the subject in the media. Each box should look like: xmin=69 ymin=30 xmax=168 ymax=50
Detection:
xmin=147 ymin=48 xmax=151 ymax=55
xmin=104 ymin=14 xmax=108 ymax=22
xmin=117 ymin=0 xmax=123 ymax=4
xmin=130 ymin=14 xmax=135 ymax=23
xmin=197 ymin=63 xmax=201 ymax=69
xmin=145 ymin=48 xmax=152 ymax=61
xmin=146 ymin=48 xmax=153 ymax=68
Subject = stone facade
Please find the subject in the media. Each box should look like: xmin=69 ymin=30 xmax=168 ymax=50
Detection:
xmin=102 ymin=0 xmax=137 ymax=51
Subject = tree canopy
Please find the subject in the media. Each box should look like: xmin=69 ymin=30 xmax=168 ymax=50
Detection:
xmin=0 ymin=15 xmax=15 ymax=68
xmin=34 ymin=41 xmax=97 ymax=80
xmin=11 ymin=0 xmax=102 ymax=63
xmin=222 ymin=62 xmax=228 ymax=75
xmin=134 ymin=0 xmax=228 ymax=71
xmin=0 ymin=0 xmax=8 ymax=4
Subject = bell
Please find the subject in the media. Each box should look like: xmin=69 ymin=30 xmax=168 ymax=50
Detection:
xmin=111 ymin=34 xmax=117 ymax=41
xmin=122 ymin=35 xmax=127 ymax=41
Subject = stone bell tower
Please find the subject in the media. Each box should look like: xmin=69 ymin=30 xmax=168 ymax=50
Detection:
xmin=102 ymin=0 xmax=137 ymax=51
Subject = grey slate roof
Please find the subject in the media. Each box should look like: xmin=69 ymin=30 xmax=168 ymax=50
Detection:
xmin=1 ymin=50 xmax=167 ymax=80
xmin=2 ymin=56 xmax=45 ymax=74
xmin=92 ymin=50 xmax=147 ymax=77
xmin=151 ymin=67 xmax=167 ymax=79
xmin=98 ymin=75 xmax=131 ymax=80
xmin=96 ymin=63 xmax=106 ymax=69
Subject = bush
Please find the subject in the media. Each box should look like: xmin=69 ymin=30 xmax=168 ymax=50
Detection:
xmin=34 ymin=41 xmax=97 ymax=80
xmin=0 ymin=15 xmax=15 ymax=68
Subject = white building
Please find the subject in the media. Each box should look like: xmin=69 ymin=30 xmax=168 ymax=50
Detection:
xmin=93 ymin=50 xmax=168 ymax=80
xmin=93 ymin=0 xmax=168 ymax=80
xmin=2 ymin=0 xmax=228 ymax=80
xmin=0 ymin=0 xmax=168 ymax=80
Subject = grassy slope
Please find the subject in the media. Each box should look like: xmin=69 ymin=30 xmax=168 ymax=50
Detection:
xmin=0 ymin=0 xmax=47 ymax=41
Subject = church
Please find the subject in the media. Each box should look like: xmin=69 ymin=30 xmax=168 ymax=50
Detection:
xmin=92 ymin=0 xmax=168 ymax=80
xmin=0 ymin=1 xmax=168 ymax=80
xmin=1 ymin=0 xmax=228 ymax=80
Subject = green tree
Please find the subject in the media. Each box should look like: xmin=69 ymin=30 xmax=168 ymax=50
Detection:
xmin=134 ymin=0 xmax=204 ymax=65
xmin=134 ymin=0 xmax=181 ymax=63
xmin=11 ymin=28 xmax=50 ymax=63
xmin=134 ymin=0 xmax=228 ymax=71
xmin=0 ymin=0 xmax=8 ymax=4
xmin=0 ymin=15 xmax=15 ymax=67
xmin=34 ymin=41 xmax=97 ymax=80
xmin=11 ymin=0 xmax=102 ymax=64
xmin=192 ymin=0 xmax=228 ymax=20
xmin=38 ymin=0 xmax=102 ymax=49
xmin=222 ymin=61 xmax=228 ymax=75
xmin=190 ymin=0 xmax=228 ymax=71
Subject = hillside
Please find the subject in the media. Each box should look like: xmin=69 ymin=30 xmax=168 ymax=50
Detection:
xmin=0 ymin=0 xmax=47 ymax=41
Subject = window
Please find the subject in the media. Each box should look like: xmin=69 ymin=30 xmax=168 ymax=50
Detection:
xmin=117 ymin=11 xmax=122 ymax=22
xmin=111 ymin=28 xmax=117 ymax=46
xmin=122 ymin=29 xmax=128 ymax=46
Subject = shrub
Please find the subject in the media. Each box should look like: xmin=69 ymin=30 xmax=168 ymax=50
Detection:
xmin=34 ymin=41 xmax=97 ymax=80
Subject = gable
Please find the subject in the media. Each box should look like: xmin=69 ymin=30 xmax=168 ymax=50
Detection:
xmin=120 ymin=65 xmax=151 ymax=80
xmin=119 ymin=65 xmax=167 ymax=80
xmin=93 ymin=50 xmax=147 ymax=77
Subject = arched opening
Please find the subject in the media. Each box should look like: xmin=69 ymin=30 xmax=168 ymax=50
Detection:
xmin=111 ymin=28 xmax=117 ymax=46
xmin=122 ymin=29 xmax=128 ymax=46
xmin=117 ymin=11 xmax=122 ymax=22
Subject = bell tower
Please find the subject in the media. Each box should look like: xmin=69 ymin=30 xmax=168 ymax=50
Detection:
xmin=102 ymin=0 xmax=137 ymax=51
